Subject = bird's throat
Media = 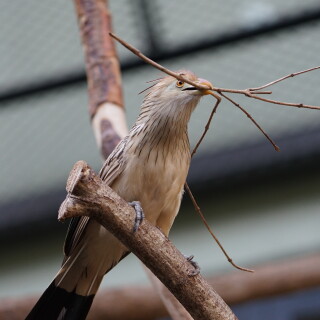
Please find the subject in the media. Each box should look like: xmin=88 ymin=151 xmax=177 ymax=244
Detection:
xmin=129 ymin=98 xmax=199 ymax=162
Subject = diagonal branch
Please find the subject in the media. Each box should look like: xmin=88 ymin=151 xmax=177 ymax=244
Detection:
xmin=184 ymin=183 xmax=254 ymax=273
xmin=249 ymin=65 xmax=320 ymax=91
xmin=74 ymin=0 xmax=128 ymax=158
xmin=191 ymin=92 xmax=221 ymax=157
xmin=109 ymin=32 xmax=212 ymax=92
xmin=58 ymin=161 xmax=238 ymax=320
xmin=2 ymin=253 xmax=320 ymax=319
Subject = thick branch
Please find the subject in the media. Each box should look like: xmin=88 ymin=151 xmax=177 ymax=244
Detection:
xmin=58 ymin=160 xmax=237 ymax=320
xmin=74 ymin=0 xmax=127 ymax=158
xmin=3 ymin=253 xmax=320 ymax=319
xmin=144 ymin=266 xmax=194 ymax=320
xmin=89 ymin=253 xmax=320 ymax=319
xmin=74 ymin=0 xmax=123 ymax=116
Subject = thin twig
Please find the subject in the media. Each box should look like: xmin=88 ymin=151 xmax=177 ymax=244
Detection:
xmin=110 ymin=32 xmax=212 ymax=91
xmin=250 ymin=90 xmax=272 ymax=95
xmin=218 ymin=92 xmax=280 ymax=152
xmin=188 ymin=92 xmax=250 ymax=273
xmin=247 ymin=93 xmax=320 ymax=111
xmin=184 ymin=183 xmax=254 ymax=273
xmin=110 ymin=31 xmax=320 ymax=274
xmin=110 ymin=32 xmax=320 ymax=112
xmin=212 ymin=88 xmax=320 ymax=110
xmin=249 ymin=65 xmax=320 ymax=91
xmin=191 ymin=92 xmax=221 ymax=157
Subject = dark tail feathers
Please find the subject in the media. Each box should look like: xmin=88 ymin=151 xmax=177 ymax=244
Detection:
xmin=25 ymin=281 xmax=94 ymax=320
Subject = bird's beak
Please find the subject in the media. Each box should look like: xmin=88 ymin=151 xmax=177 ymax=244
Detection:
xmin=182 ymin=78 xmax=213 ymax=95
xmin=197 ymin=78 xmax=213 ymax=95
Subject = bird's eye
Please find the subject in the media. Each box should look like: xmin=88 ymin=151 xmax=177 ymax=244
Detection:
xmin=176 ymin=80 xmax=184 ymax=88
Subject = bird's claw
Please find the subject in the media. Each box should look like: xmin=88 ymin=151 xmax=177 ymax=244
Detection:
xmin=129 ymin=201 xmax=145 ymax=232
xmin=184 ymin=254 xmax=200 ymax=276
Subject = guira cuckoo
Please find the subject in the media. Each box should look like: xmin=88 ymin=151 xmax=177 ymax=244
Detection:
xmin=26 ymin=70 xmax=213 ymax=320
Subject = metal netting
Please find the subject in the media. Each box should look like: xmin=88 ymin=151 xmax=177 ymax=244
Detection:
xmin=0 ymin=0 xmax=320 ymax=208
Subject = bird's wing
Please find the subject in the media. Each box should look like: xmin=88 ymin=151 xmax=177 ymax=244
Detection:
xmin=63 ymin=137 xmax=128 ymax=258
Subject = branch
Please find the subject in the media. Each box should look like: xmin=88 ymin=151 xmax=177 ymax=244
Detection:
xmin=86 ymin=253 xmax=320 ymax=318
xmin=109 ymin=33 xmax=212 ymax=92
xmin=144 ymin=266 xmax=194 ymax=320
xmin=184 ymin=183 xmax=254 ymax=273
xmin=74 ymin=0 xmax=128 ymax=158
xmin=58 ymin=160 xmax=237 ymax=320
xmin=110 ymin=32 xmax=320 ymax=113
xmin=3 ymin=253 xmax=320 ymax=319
xmin=191 ymin=92 xmax=221 ymax=157
xmin=249 ymin=65 xmax=320 ymax=91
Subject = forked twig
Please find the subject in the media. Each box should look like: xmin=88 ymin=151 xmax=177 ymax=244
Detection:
xmin=188 ymin=93 xmax=253 ymax=273
xmin=110 ymin=32 xmax=320 ymax=274
xmin=249 ymin=65 xmax=320 ymax=91
xmin=111 ymin=32 xmax=320 ymax=111
xmin=113 ymin=32 xmax=249 ymax=273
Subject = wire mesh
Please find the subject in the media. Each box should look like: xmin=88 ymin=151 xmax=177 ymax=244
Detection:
xmin=0 ymin=0 xmax=320 ymax=210
xmin=1 ymin=2 xmax=320 ymax=312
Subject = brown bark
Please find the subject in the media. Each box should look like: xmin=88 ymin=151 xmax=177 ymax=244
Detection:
xmin=145 ymin=266 xmax=194 ymax=320
xmin=74 ymin=0 xmax=123 ymax=117
xmin=1 ymin=253 xmax=320 ymax=319
xmin=74 ymin=0 xmax=127 ymax=159
xmin=58 ymin=160 xmax=237 ymax=320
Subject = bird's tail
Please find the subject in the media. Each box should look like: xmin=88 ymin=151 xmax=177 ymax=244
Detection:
xmin=25 ymin=244 xmax=104 ymax=320
xmin=25 ymin=280 xmax=95 ymax=320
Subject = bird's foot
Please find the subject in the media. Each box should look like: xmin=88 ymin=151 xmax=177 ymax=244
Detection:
xmin=129 ymin=201 xmax=145 ymax=232
xmin=184 ymin=254 xmax=200 ymax=276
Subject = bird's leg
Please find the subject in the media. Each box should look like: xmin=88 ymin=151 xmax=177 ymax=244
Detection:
xmin=183 ymin=254 xmax=200 ymax=276
xmin=129 ymin=201 xmax=145 ymax=232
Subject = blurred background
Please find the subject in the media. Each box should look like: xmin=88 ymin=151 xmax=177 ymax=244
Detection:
xmin=1 ymin=0 xmax=320 ymax=319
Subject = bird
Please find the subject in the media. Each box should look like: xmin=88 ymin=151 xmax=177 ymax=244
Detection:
xmin=26 ymin=70 xmax=213 ymax=320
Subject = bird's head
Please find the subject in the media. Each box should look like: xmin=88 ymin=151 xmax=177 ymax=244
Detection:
xmin=137 ymin=70 xmax=213 ymax=132
xmin=143 ymin=70 xmax=213 ymax=105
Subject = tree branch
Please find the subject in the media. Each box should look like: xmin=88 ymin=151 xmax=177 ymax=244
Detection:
xmin=144 ymin=266 xmax=194 ymax=320
xmin=249 ymin=65 xmax=320 ymax=91
xmin=74 ymin=0 xmax=123 ymax=116
xmin=74 ymin=0 xmax=128 ymax=159
xmin=2 ymin=253 xmax=320 ymax=319
xmin=109 ymin=32 xmax=212 ymax=91
xmin=58 ymin=160 xmax=237 ymax=320
xmin=110 ymin=32 xmax=320 ymax=112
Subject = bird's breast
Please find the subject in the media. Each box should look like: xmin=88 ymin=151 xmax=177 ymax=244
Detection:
xmin=111 ymin=140 xmax=190 ymax=226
